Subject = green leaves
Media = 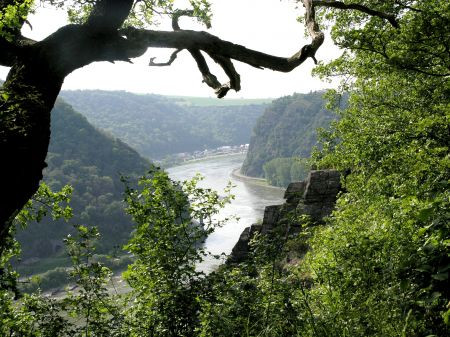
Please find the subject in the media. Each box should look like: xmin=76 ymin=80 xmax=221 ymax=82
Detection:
xmin=122 ymin=166 xmax=233 ymax=336
xmin=15 ymin=182 xmax=73 ymax=229
xmin=0 ymin=0 xmax=34 ymax=41
xmin=309 ymin=1 xmax=450 ymax=334
xmin=263 ymin=157 xmax=310 ymax=187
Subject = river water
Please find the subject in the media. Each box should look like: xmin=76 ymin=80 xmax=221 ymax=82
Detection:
xmin=167 ymin=153 xmax=285 ymax=271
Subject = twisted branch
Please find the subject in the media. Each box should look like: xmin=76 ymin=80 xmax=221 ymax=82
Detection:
xmin=136 ymin=0 xmax=324 ymax=98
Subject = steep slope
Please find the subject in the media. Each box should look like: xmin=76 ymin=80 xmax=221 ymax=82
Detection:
xmin=17 ymin=100 xmax=150 ymax=260
xmin=241 ymin=92 xmax=336 ymax=177
xmin=60 ymin=90 xmax=266 ymax=159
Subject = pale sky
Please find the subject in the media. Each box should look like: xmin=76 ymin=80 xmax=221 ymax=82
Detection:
xmin=0 ymin=0 xmax=340 ymax=98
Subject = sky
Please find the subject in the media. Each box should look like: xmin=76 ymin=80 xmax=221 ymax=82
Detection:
xmin=0 ymin=0 xmax=340 ymax=99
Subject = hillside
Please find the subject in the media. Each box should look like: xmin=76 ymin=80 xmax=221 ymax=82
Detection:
xmin=60 ymin=90 xmax=267 ymax=159
xmin=241 ymin=92 xmax=337 ymax=177
xmin=17 ymin=100 xmax=150 ymax=261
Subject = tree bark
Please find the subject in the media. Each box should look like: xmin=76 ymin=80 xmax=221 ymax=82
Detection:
xmin=0 ymin=60 xmax=63 ymax=242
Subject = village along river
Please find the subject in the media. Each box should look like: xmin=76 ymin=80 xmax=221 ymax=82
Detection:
xmin=167 ymin=153 xmax=285 ymax=272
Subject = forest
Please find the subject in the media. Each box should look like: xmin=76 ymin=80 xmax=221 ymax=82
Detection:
xmin=61 ymin=90 xmax=267 ymax=159
xmin=1 ymin=1 xmax=449 ymax=336
xmin=241 ymin=92 xmax=336 ymax=178
xmin=14 ymin=100 xmax=149 ymax=285
xmin=241 ymin=91 xmax=338 ymax=186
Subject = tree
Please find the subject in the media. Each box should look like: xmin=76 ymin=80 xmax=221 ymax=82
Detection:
xmin=304 ymin=1 xmax=449 ymax=334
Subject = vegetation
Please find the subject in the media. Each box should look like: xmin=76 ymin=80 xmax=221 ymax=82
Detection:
xmin=16 ymin=100 xmax=149 ymax=264
xmin=0 ymin=0 xmax=449 ymax=336
xmin=241 ymin=91 xmax=337 ymax=178
xmin=1 ymin=168 xmax=236 ymax=336
xmin=263 ymin=157 xmax=310 ymax=187
xmin=61 ymin=90 xmax=266 ymax=159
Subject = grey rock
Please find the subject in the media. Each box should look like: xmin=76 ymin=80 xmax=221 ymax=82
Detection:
xmin=228 ymin=169 xmax=341 ymax=264
xmin=227 ymin=224 xmax=262 ymax=264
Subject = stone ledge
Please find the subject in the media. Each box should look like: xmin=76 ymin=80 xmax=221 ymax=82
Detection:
xmin=227 ymin=169 xmax=341 ymax=264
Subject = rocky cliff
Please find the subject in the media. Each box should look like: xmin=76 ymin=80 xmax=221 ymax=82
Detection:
xmin=228 ymin=170 xmax=341 ymax=263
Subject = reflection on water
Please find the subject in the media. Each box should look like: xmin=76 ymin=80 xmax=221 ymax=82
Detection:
xmin=167 ymin=154 xmax=285 ymax=271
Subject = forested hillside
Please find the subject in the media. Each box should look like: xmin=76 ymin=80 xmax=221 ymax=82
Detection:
xmin=17 ymin=100 xmax=150 ymax=261
xmin=241 ymin=92 xmax=336 ymax=177
xmin=61 ymin=90 xmax=266 ymax=159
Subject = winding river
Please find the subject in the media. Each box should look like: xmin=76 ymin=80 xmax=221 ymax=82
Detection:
xmin=167 ymin=153 xmax=285 ymax=271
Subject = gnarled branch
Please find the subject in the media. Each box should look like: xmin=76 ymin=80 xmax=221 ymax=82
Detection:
xmin=170 ymin=9 xmax=241 ymax=98
xmin=122 ymin=0 xmax=324 ymax=98
xmin=149 ymin=49 xmax=181 ymax=66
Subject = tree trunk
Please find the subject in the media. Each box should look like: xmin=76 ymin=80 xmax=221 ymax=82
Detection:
xmin=0 ymin=57 xmax=63 ymax=243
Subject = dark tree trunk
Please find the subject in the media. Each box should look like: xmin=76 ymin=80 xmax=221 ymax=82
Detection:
xmin=0 ymin=56 xmax=64 ymax=243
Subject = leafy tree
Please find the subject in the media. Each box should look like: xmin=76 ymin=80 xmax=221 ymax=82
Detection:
xmin=121 ymin=167 xmax=234 ymax=336
xmin=303 ymin=0 xmax=450 ymax=335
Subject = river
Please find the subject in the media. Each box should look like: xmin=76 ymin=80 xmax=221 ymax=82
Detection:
xmin=167 ymin=153 xmax=285 ymax=271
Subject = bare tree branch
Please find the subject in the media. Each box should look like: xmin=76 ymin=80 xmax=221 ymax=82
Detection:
xmin=170 ymin=9 xmax=241 ymax=98
xmin=121 ymin=0 xmax=324 ymax=98
xmin=149 ymin=49 xmax=181 ymax=66
xmin=313 ymin=0 xmax=399 ymax=28
xmin=206 ymin=53 xmax=241 ymax=98
xmin=121 ymin=28 xmax=322 ymax=73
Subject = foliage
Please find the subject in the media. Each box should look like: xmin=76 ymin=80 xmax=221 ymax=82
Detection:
xmin=61 ymin=90 xmax=266 ymax=159
xmin=45 ymin=0 xmax=212 ymax=28
xmin=121 ymin=167 xmax=234 ymax=336
xmin=0 ymin=0 xmax=34 ymax=41
xmin=241 ymin=91 xmax=337 ymax=177
xmin=11 ymin=225 xmax=125 ymax=336
xmin=1 ymin=184 xmax=126 ymax=336
xmin=263 ymin=157 xmax=310 ymax=187
xmin=16 ymin=100 xmax=150 ymax=262
xmin=0 ymin=183 xmax=72 ymax=336
xmin=304 ymin=0 xmax=450 ymax=335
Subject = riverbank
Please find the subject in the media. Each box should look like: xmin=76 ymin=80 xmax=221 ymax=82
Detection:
xmin=169 ymin=152 xmax=246 ymax=168
xmin=231 ymin=168 xmax=285 ymax=191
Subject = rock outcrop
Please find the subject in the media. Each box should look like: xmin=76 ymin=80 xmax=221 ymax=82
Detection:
xmin=228 ymin=170 xmax=341 ymax=263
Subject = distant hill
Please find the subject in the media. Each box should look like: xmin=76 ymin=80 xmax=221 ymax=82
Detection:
xmin=17 ymin=100 xmax=150 ymax=260
xmin=60 ymin=90 xmax=267 ymax=159
xmin=241 ymin=92 xmax=337 ymax=177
